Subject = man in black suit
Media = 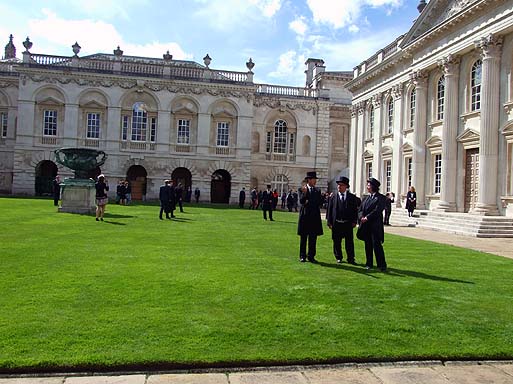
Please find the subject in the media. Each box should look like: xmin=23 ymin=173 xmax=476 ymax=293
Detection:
xmin=175 ymin=183 xmax=184 ymax=213
xmin=297 ymin=171 xmax=324 ymax=263
xmin=239 ymin=188 xmax=246 ymax=208
xmin=261 ymin=184 xmax=274 ymax=221
xmin=326 ymin=176 xmax=358 ymax=264
xmin=159 ymin=180 xmax=172 ymax=220
xmin=357 ymin=178 xmax=387 ymax=271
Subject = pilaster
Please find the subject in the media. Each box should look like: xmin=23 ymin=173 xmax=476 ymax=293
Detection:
xmin=63 ymin=103 xmax=79 ymax=147
xmin=349 ymin=106 xmax=358 ymax=190
xmin=355 ymin=101 xmax=366 ymax=196
xmin=391 ymin=84 xmax=404 ymax=207
xmin=106 ymin=107 xmax=121 ymax=151
xmin=371 ymin=93 xmax=383 ymax=184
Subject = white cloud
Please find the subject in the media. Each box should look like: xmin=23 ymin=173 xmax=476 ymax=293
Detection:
xmin=56 ymin=0 xmax=150 ymax=20
xmin=306 ymin=0 xmax=403 ymax=30
xmin=250 ymin=0 xmax=282 ymax=17
xmin=289 ymin=16 xmax=308 ymax=36
xmin=26 ymin=10 xmax=191 ymax=59
xmin=268 ymin=50 xmax=306 ymax=84
xmin=348 ymin=24 xmax=360 ymax=33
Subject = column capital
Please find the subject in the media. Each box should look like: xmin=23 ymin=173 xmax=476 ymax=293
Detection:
xmin=475 ymin=34 xmax=503 ymax=60
xmin=371 ymin=92 xmax=382 ymax=108
xmin=356 ymin=101 xmax=366 ymax=115
xmin=409 ymin=70 xmax=428 ymax=88
xmin=392 ymin=84 xmax=403 ymax=99
xmin=350 ymin=105 xmax=358 ymax=118
xmin=438 ymin=54 xmax=460 ymax=75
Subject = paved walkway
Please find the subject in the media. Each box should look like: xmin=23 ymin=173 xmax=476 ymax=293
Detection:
xmin=1 ymin=361 xmax=513 ymax=383
xmin=3 ymin=226 xmax=513 ymax=383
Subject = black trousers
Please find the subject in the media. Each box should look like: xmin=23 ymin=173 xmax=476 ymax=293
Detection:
xmin=384 ymin=209 xmax=391 ymax=225
xmin=364 ymin=232 xmax=387 ymax=270
xmin=159 ymin=202 xmax=171 ymax=218
xmin=331 ymin=222 xmax=355 ymax=262
xmin=263 ymin=208 xmax=273 ymax=220
xmin=300 ymin=234 xmax=317 ymax=260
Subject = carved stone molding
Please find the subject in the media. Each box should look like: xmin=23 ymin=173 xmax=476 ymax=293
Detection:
xmin=475 ymin=34 xmax=503 ymax=59
xmin=356 ymin=101 xmax=366 ymax=115
xmin=409 ymin=70 xmax=428 ymax=87
xmin=371 ymin=92 xmax=382 ymax=108
xmin=253 ymin=98 xmax=316 ymax=112
xmin=438 ymin=54 xmax=461 ymax=75
xmin=392 ymin=84 xmax=403 ymax=99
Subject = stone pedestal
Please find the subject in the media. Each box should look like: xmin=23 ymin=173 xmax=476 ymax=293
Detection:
xmin=58 ymin=178 xmax=96 ymax=214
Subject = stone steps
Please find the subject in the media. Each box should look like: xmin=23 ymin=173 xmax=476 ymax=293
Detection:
xmin=390 ymin=209 xmax=513 ymax=238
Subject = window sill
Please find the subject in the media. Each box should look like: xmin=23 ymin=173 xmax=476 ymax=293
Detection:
xmin=460 ymin=110 xmax=480 ymax=123
xmin=402 ymin=128 xmax=414 ymax=135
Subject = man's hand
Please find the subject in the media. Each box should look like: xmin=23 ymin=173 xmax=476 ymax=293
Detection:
xmin=360 ymin=216 xmax=368 ymax=223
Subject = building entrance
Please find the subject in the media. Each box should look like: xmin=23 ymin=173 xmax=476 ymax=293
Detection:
xmin=464 ymin=148 xmax=479 ymax=212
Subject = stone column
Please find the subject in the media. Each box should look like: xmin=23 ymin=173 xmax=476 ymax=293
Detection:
xmin=349 ymin=106 xmax=358 ymax=189
xmin=371 ymin=93 xmax=383 ymax=183
xmin=472 ymin=34 xmax=503 ymax=215
xmin=391 ymin=84 xmax=404 ymax=207
xmin=355 ymin=101 xmax=366 ymax=196
xmin=410 ymin=70 xmax=428 ymax=209
xmin=436 ymin=55 xmax=460 ymax=212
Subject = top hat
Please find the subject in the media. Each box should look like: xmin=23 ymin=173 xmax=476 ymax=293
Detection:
xmin=305 ymin=171 xmax=318 ymax=180
xmin=367 ymin=177 xmax=381 ymax=189
xmin=266 ymin=184 xmax=272 ymax=188
xmin=336 ymin=176 xmax=350 ymax=187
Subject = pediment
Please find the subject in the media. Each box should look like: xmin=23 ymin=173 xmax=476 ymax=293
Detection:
xmin=502 ymin=120 xmax=513 ymax=138
xmin=425 ymin=135 xmax=442 ymax=149
xmin=400 ymin=0 xmax=480 ymax=49
xmin=456 ymin=128 xmax=480 ymax=143
xmin=362 ymin=150 xmax=373 ymax=159
xmin=80 ymin=100 xmax=106 ymax=109
xmin=212 ymin=109 xmax=236 ymax=118
xmin=36 ymin=96 xmax=64 ymax=106
xmin=173 ymin=106 xmax=196 ymax=115
xmin=381 ymin=146 xmax=393 ymax=156
xmin=402 ymin=142 xmax=413 ymax=153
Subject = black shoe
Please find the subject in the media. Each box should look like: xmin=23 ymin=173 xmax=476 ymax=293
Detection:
xmin=379 ymin=267 xmax=387 ymax=272
xmin=96 ymin=218 xmax=99 ymax=221
xmin=365 ymin=266 xmax=372 ymax=270
xmin=300 ymin=258 xmax=306 ymax=263
xmin=270 ymin=219 xmax=275 ymax=221
xmin=100 ymin=218 xmax=103 ymax=221
xmin=166 ymin=216 xmax=171 ymax=219
xmin=308 ymin=258 xmax=318 ymax=264
xmin=336 ymin=259 xmax=342 ymax=264
xmin=171 ymin=215 xmax=176 ymax=218
xmin=348 ymin=260 xmax=356 ymax=265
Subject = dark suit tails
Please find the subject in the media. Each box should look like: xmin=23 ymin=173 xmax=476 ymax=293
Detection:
xmin=297 ymin=186 xmax=323 ymax=261
xmin=358 ymin=193 xmax=387 ymax=270
xmin=326 ymin=191 xmax=358 ymax=263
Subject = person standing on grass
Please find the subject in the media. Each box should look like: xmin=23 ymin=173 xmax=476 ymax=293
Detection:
xmin=175 ymin=183 xmax=184 ymax=213
xmin=239 ymin=187 xmax=246 ymax=208
xmin=326 ymin=176 xmax=358 ymax=265
xmin=159 ymin=180 xmax=172 ymax=220
xmin=95 ymin=174 xmax=109 ymax=221
xmin=125 ymin=181 xmax=131 ymax=205
xmin=250 ymin=187 xmax=258 ymax=209
xmin=297 ymin=171 xmax=323 ymax=263
xmin=194 ymin=187 xmax=200 ymax=203
xmin=52 ymin=175 xmax=61 ymax=207
xmin=357 ymin=178 xmax=387 ymax=272
xmin=406 ymin=186 xmax=416 ymax=217
xmin=261 ymin=184 xmax=274 ymax=221
xmin=384 ymin=192 xmax=393 ymax=226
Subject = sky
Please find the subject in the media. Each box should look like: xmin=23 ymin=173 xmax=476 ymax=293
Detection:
xmin=0 ymin=0 xmax=423 ymax=86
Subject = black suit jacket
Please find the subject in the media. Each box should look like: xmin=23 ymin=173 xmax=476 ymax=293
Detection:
xmin=357 ymin=193 xmax=386 ymax=243
xmin=159 ymin=185 xmax=172 ymax=202
xmin=297 ymin=186 xmax=323 ymax=236
xmin=261 ymin=190 xmax=273 ymax=209
xmin=326 ymin=191 xmax=358 ymax=227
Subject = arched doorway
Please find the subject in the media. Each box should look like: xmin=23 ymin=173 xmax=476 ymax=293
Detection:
xmin=35 ymin=160 xmax=57 ymax=196
xmin=126 ymin=165 xmax=147 ymax=201
xmin=171 ymin=167 xmax=192 ymax=202
xmin=211 ymin=169 xmax=231 ymax=203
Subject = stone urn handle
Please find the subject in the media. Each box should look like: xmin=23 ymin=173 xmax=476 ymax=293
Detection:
xmin=96 ymin=150 xmax=107 ymax=167
xmin=54 ymin=148 xmax=65 ymax=165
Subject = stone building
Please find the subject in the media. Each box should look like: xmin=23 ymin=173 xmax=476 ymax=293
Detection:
xmin=0 ymin=37 xmax=352 ymax=202
xmin=347 ymin=0 xmax=513 ymax=217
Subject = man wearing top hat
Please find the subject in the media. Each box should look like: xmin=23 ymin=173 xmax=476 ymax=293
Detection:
xmin=357 ymin=177 xmax=387 ymax=271
xmin=326 ymin=176 xmax=358 ymax=264
xmin=262 ymin=184 xmax=274 ymax=221
xmin=297 ymin=171 xmax=323 ymax=263
xmin=159 ymin=179 xmax=172 ymax=220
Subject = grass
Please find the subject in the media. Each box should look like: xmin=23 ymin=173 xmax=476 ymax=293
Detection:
xmin=1 ymin=197 xmax=513 ymax=373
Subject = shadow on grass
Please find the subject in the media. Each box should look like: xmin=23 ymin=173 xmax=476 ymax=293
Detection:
xmin=385 ymin=267 xmax=474 ymax=284
xmin=104 ymin=213 xmax=134 ymax=219
xmin=102 ymin=220 xmax=126 ymax=226
xmin=170 ymin=217 xmax=192 ymax=222
xmin=317 ymin=261 xmax=379 ymax=278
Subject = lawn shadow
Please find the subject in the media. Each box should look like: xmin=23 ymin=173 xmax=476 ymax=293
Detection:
xmin=385 ymin=267 xmax=474 ymax=284
xmin=104 ymin=213 xmax=134 ymax=219
xmin=170 ymin=217 xmax=192 ymax=222
xmin=102 ymin=220 xmax=126 ymax=226
xmin=317 ymin=261 xmax=379 ymax=278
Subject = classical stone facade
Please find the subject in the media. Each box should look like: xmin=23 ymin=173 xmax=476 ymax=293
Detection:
xmin=347 ymin=0 xmax=513 ymax=216
xmin=0 ymin=39 xmax=352 ymax=202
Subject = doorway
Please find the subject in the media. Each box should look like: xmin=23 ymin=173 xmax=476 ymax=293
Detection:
xmin=464 ymin=148 xmax=479 ymax=212
xmin=127 ymin=165 xmax=147 ymax=200
xmin=211 ymin=169 xmax=231 ymax=203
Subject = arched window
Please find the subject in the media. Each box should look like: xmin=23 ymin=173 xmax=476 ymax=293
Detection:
xmin=131 ymin=102 xmax=148 ymax=142
xmin=471 ymin=60 xmax=482 ymax=111
xmin=272 ymin=174 xmax=289 ymax=195
xmin=387 ymin=98 xmax=394 ymax=134
xmin=273 ymin=120 xmax=287 ymax=153
xmin=368 ymin=105 xmax=374 ymax=139
xmin=437 ymin=75 xmax=445 ymax=121
xmin=409 ymin=87 xmax=416 ymax=129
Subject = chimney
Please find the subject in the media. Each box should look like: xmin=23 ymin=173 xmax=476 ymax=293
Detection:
xmin=417 ymin=0 xmax=427 ymax=13
xmin=305 ymin=58 xmax=324 ymax=88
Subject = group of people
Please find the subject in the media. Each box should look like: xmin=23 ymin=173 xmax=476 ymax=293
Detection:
xmin=159 ymin=180 xmax=186 ymax=219
xmin=244 ymin=187 xmax=300 ymax=212
xmin=297 ymin=171 xmax=388 ymax=272
xmin=115 ymin=180 xmax=132 ymax=205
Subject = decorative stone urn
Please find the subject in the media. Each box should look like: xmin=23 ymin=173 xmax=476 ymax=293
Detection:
xmin=54 ymin=148 xmax=108 ymax=214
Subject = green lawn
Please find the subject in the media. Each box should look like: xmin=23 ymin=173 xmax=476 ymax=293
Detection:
xmin=1 ymin=197 xmax=513 ymax=372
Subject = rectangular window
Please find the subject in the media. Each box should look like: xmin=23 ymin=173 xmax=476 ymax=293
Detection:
xmin=43 ymin=110 xmax=57 ymax=136
xmin=1 ymin=112 xmax=7 ymax=138
xmin=273 ymin=126 xmax=287 ymax=154
xmin=434 ymin=154 xmax=442 ymax=194
xmin=86 ymin=112 xmax=100 ymax=139
xmin=131 ymin=110 xmax=147 ymax=141
xmin=266 ymin=132 xmax=272 ymax=153
xmin=387 ymin=101 xmax=394 ymax=134
xmin=385 ymin=160 xmax=392 ymax=192
xmin=410 ymin=89 xmax=416 ymax=129
xmin=150 ymin=117 xmax=157 ymax=143
xmin=407 ymin=157 xmax=412 ymax=188
xmin=216 ymin=122 xmax=229 ymax=147
xmin=288 ymin=133 xmax=295 ymax=155
xmin=368 ymin=108 xmax=374 ymax=139
xmin=122 ymin=116 xmax=129 ymax=141
xmin=177 ymin=119 xmax=190 ymax=144
xmin=366 ymin=162 xmax=373 ymax=180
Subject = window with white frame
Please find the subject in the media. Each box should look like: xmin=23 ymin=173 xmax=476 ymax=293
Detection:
xmin=43 ymin=110 xmax=57 ymax=136
xmin=1 ymin=111 xmax=7 ymax=138
xmin=471 ymin=60 xmax=482 ymax=111
xmin=150 ymin=117 xmax=157 ymax=142
xmin=131 ymin=103 xmax=147 ymax=141
xmin=289 ymin=133 xmax=295 ymax=155
xmin=266 ymin=131 xmax=272 ymax=153
xmin=368 ymin=106 xmax=374 ymax=139
xmin=409 ymin=87 xmax=416 ymax=129
xmin=273 ymin=120 xmax=287 ymax=153
xmin=384 ymin=159 xmax=392 ymax=192
xmin=434 ymin=154 xmax=442 ymax=194
xmin=272 ymin=174 xmax=289 ymax=195
xmin=216 ymin=122 xmax=229 ymax=147
xmin=407 ymin=157 xmax=412 ymax=189
xmin=86 ymin=112 xmax=100 ymax=139
xmin=366 ymin=162 xmax=373 ymax=180
xmin=437 ymin=76 xmax=445 ymax=121
xmin=177 ymin=119 xmax=190 ymax=144
xmin=121 ymin=116 xmax=128 ymax=141
xmin=387 ymin=98 xmax=394 ymax=134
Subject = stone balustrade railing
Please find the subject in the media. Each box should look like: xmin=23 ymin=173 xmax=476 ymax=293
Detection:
xmin=256 ymin=84 xmax=318 ymax=98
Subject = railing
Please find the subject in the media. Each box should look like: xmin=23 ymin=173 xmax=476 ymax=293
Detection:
xmin=264 ymin=152 xmax=295 ymax=162
xmin=382 ymin=41 xmax=398 ymax=60
xmin=84 ymin=139 xmax=100 ymax=147
xmin=0 ymin=63 xmax=16 ymax=73
xmin=366 ymin=54 xmax=379 ymax=69
xmin=121 ymin=62 xmax=164 ymax=76
xmin=129 ymin=142 xmax=147 ymax=150
xmin=175 ymin=145 xmax=191 ymax=153
xmin=213 ymin=70 xmax=248 ymax=82
xmin=30 ymin=54 xmax=72 ymax=66
xmin=215 ymin=147 xmax=230 ymax=155
xmin=82 ymin=59 xmax=114 ymax=72
xmin=40 ymin=136 xmax=57 ymax=145
xmin=256 ymin=84 xmax=318 ymax=98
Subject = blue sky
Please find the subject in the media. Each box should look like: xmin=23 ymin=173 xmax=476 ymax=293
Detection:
xmin=0 ymin=0 xmax=422 ymax=86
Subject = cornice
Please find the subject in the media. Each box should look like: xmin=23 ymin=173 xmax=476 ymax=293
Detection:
xmin=253 ymin=96 xmax=318 ymax=112
xmin=0 ymin=79 xmax=19 ymax=88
